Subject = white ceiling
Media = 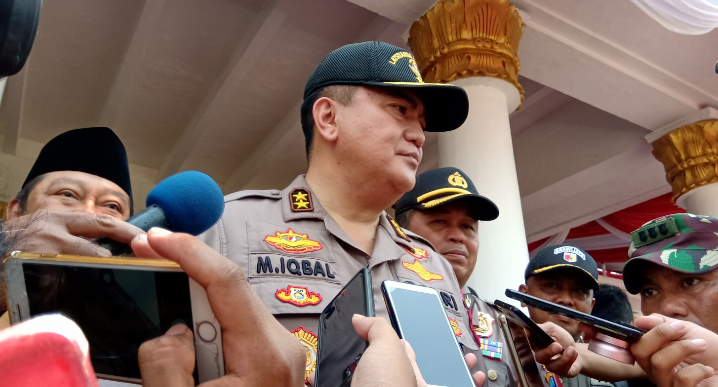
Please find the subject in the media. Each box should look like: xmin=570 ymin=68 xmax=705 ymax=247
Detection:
xmin=1 ymin=0 xmax=717 ymax=241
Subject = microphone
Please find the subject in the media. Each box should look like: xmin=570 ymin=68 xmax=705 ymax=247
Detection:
xmin=96 ymin=171 xmax=225 ymax=256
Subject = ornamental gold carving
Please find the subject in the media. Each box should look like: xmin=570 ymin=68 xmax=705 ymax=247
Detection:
xmin=652 ymin=120 xmax=718 ymax=201
xmin=408 ymin=0 xmax=524 ymax=102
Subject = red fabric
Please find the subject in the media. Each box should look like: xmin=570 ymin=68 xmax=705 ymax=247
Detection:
xmin=601 ymin=193 xmax=685 ymax=234
xmin=528 ymin=237 xmax=550 ymax=252
xmin=566 ymin=221 xmax=609 ymax=239
xmin=585 ymin=247 xmax=630 ymax=263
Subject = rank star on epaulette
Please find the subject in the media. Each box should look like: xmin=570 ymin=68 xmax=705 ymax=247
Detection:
xmin=276 ymin=285 xmax=322 ymax=306
xmin=290 ymin=326 xmax=318 ymax=383
xmin=387 ymin=214 xmax=411 ymax=242
xmin=290 ymin=188 xmax=313 ymax=212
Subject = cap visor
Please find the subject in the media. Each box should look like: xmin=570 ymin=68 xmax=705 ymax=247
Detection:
xmin=623 ymin=252 xmax=718 ymax=294
xmin=420 ymin=193 xmax=499 ymax=221
xmin=372 ymin=81 xmax=469 ymax=132
xmin=531 ymin=265 xmax=599 ymax=290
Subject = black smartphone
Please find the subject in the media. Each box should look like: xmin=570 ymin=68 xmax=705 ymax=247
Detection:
xmin=316 ymin=268 xmax=374 ymax=387
xmin=492 ymin=300 xmax=555 ymax=349
xmin=382 ymin=280 xmax=475 ymax=387
xmin=505 ymin=289 xmax=646 ymax=342
xmin=496 ymin=315 xmax=544 ymax=387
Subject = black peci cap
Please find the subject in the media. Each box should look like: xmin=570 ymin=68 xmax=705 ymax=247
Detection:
xmin=23 ymin=127 xmax=132 ymax=200
xmin=395 ymin=167 xmax=498 ymax=221
xmin=303 ymin=41 xmax=469 ymax=134
xmin=525 ymin=244 xmax=599 ymax=290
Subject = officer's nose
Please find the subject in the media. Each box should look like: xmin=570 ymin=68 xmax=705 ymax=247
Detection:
xmin=447 ymin=227 xmax=466 ymax=244
xmin=658 ymin=292 xmax=690 ymax=319
xmin=77 ymin=199 xmax=99 ymax=215
xmin=553 ymin=289 xmax=575 ymax=309
xmin=405 ymin=122 xmax=425 ymax=149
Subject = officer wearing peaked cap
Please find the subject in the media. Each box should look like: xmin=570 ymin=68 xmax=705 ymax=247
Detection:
xmin=395 ymin=167 xmax=518 ymax=387
xmin=197 ymin=41 xmax=489 ymax=383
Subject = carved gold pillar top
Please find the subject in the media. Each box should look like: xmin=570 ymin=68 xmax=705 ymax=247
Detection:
xmin=652 ymin=120 xmax=718 ymax=202
xmin=408 ymin=0 xmax=524 ymax=103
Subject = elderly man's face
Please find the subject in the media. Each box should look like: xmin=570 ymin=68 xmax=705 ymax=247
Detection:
xmin=638 ymin=263 xmax=718 ymax=334
xmin=407 ymin=201 xmax=479 ymax=288
xmin=519 ymin=269 xmax=595 ymax=339
xmin=8 ymin=171 xmax=131 ymax=220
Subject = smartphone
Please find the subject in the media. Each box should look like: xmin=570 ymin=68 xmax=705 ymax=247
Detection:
xmin=497 ymin=315 xmax=544 ymax=387
xmin=2 ymin=252 xmax=224 ymax=385
xmin=382 ymin=280 xmax=475 ymax=387
xmin=505 ymin=289 xmax=646 ymax=342
xmin=316 ymin=268 xmax=374 ymax=387
xmin=492 ymin=300 xmax=554 ymax=349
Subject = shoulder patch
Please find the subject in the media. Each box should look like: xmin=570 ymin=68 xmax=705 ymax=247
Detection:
xmin=290 ymin=188 xmax=314 ymax=212
xmin=224 ymin=189 xmax=282 ymax=203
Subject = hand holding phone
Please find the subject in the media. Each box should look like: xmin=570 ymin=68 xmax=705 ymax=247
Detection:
xmin=505 ymin=289 xmax=646 ymax=364
xmin=382 ymin=281 xmax=476 ymax=387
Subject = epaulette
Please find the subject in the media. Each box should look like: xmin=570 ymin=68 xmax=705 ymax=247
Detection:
xmin=224 ymin=189 xmax=283 ymax=203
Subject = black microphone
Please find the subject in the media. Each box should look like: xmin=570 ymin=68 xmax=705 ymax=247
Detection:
xmin=96 ymin=171 xmax=225 ymax=256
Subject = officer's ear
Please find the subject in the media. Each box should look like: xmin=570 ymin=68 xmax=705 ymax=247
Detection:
xmin=518 ymin=283 xmax=529 ymax=308
xmin=7 ymin=198 xmax=22 ymax=220
xmin=312 ymin=96 xmax=339 ymax=143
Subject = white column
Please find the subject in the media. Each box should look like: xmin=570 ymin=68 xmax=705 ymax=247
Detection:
xmin=677 ymin=184 xmax=718 ymax=216
xmin=438 ymin=76 xmax=528 ymax=304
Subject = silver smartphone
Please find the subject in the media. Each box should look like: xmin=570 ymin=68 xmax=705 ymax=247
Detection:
xmin=2 ymin=252 xmax=224 ymax=385
xmin=382 ymin=280 xmax=475 ymax=387
xmin=496 ymin=314 xmax=544 ymax=387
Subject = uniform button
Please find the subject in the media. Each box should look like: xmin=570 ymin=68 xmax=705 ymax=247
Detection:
xmin=270 ymin=190 xmax=281 ymax=196
xmin=487 ymin=369 xmax=498 ymax=381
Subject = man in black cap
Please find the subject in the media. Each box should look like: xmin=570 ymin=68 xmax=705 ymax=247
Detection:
xmin=162 ymin=41 xmax=487 ymax=384
xmin=1 ymin=127 xmax=144 ymax=319
xmin=520 ymin=244 xmax=599 ymax=341
xmin=520 ymin=244 xmax=602 ymax=387
xmin=395 ymin=167 xmax=518 ymax=387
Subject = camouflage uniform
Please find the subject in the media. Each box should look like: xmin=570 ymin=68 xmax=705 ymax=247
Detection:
xmin=623 ymin=213 xmax=718 ymax=294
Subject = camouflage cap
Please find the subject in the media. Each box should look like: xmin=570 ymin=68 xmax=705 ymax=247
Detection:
xmin=623 ymin=213 xmax=718 ymax=294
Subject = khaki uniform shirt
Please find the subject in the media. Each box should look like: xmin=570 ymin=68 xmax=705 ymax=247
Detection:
xmin=199 ymin=175 xmax=480 ymax=381
xmin=463 ymin=288 xmax=518 ymax=387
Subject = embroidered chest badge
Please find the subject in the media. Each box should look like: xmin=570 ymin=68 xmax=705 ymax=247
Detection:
xmin=291 ymin=326 xmax=318 ymax=383
xmin=405 ymin=245 xmax=428 ymax=259
xmin=264 ymin=228 xmax=323 ymax=254
xmin=448 ymin=317 xmax=462 ymax=337
xmin=402 ymin=259 xmax=443 ymax=282
xmin=290 ymin=188 xmax=313 ymax=212
xmin=276 ymin=285 xmax=322 ymax=306
xmin=473 ymin=312 xmax=494 ymax=337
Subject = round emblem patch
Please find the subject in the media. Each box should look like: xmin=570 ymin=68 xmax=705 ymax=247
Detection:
xmin=291 ymin=326 xmax=318 ymax=382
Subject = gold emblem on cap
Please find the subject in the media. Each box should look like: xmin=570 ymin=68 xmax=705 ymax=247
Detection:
xmin=448 ymin=172 xmax=468 ymax=189
xmin=388 ymin=52 xmax=423 ymax=83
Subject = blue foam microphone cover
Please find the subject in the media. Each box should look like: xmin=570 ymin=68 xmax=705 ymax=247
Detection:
xmin=95 ymin=171 xmax=224 ymax=255
xmin=146 ymin=170 xmax=225 ymax=235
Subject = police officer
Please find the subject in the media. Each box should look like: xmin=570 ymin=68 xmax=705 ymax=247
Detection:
xmin=1 ymin=127 xmax=142 ymax=327
xmin=394 ymin=167 xmax=517 ymax=387
xmin=197 ymin=41 xmax=484 ymax=383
